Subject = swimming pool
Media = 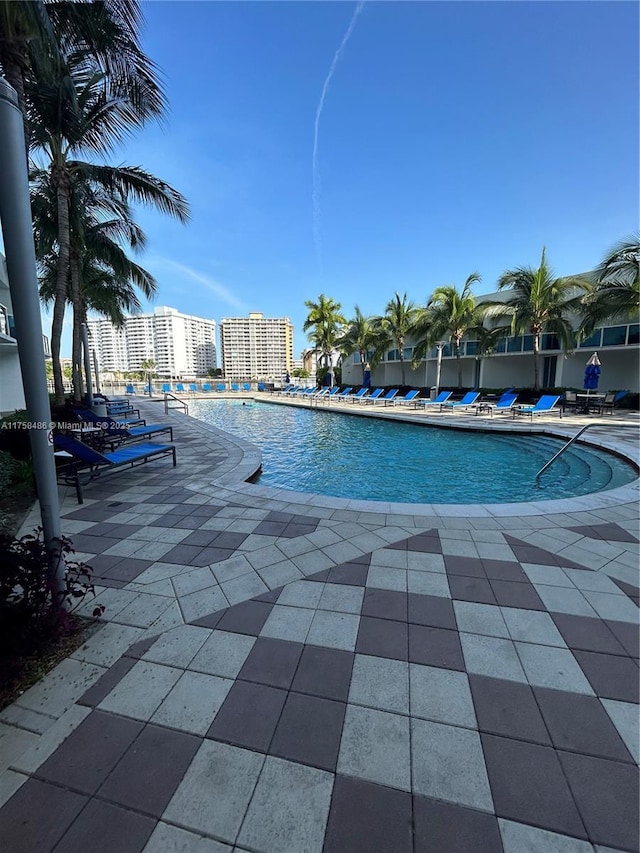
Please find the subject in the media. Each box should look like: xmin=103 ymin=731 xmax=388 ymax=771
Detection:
xmin=189 ymin=399 xmax=636 ymax=504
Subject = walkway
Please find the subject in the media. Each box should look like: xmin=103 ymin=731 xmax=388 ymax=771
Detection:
xmin=0 ymin=395 xmax=638 ymax=853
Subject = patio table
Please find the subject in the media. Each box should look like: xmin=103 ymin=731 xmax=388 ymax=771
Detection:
xmin=576 ymin=393 xmax=606 ymax=414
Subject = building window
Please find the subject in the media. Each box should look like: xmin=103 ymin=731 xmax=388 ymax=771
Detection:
xmin=579 ymin=329 xmax=602 ymax=348
xmin=602 ymin=326 xmax=627 ymax=347
xmin=628 ymin=324 xmax=639 ymax=345
xmin=507 ymin=336 xmax=523 ymax=353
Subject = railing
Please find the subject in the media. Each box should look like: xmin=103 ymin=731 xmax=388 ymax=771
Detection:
xmin=164 ymin=391 xmax=189 ymax=416
xmin=535 ymin=423 xmax=600 ymax=480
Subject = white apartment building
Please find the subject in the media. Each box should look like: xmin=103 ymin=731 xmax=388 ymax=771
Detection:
xmin=87 ymin=306 xmax=217 ymax=377
xmin=0 ymin=253 xmax=25 ymax=414
xmin=219 ymin=312 xmax=293 ymax=381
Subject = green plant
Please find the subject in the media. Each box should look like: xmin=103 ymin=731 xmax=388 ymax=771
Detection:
xmin=0 ymin=528 xmax=104 ymax=663
xmin=0 ymin=450 xmax=18 ymax=492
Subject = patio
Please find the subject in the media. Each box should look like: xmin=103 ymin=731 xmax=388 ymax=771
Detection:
xmin=0 ymin=397 xmax=638 ymax=853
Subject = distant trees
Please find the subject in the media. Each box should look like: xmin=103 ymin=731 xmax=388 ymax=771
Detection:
xmin=371 ymin=292 xmax=418 ymax=386
xmin=337 ymin=306 xmax=377 ymax=384
xmin=303 ymin=294 xmax=346 ymax=386
xmin=580 ymin=235 xmax=639 ymax=337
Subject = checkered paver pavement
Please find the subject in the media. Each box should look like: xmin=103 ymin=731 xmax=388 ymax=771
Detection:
xmin=0 ymin=397 xmax=638 ymax=852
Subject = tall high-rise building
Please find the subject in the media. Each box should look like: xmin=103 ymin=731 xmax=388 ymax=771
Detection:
xmin=219 ymin=312 xmax=293 ymax=380
xmin=87 ymin=307 xmax=216 ymax=376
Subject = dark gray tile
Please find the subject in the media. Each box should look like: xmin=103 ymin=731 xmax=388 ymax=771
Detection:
xmin=356 ymin=616 xmax=408 ymax=661
xmin=52 ymin=798 xmax=155 ymax=853
xmin=291 ymin=645 xmax=354 ymax=702
xmin=238 ymin=637 xmax=304 ymax=689
xmin=181 ymin=530 xmax=224 ymax=548
xmin=489 ymin=579 xmax=545 ymax=610
xmin=444 ymin=555 xmax=486 ymax=578
xmin=270 ymin=692 xmax=345 ymax=771
xmin=481 ymin=733 xmax=586 ymax=838
xmin=188 ymin=505 xmax=223 ymax=518
xmin=103 ymin=558 xmax=153 ymax=583
xmin=326 ymin=563 xmax=369 ymax=586
xmin=568 ymin=522 xmax=639 ymax=543
xmin=77 ymin=657 xmax=137 ymax=708
xmin=209 ymin=531 xmax=249 ymax=549
xmin=125 ymin=636 xmax=159 ymax=659
xmin=170 ymin=516 xmax=206 ymax=530
xmin=448 ymin=576 xmax=496 ymax=605
xmin=605 ymin=619 xmax=640 ymax=658
xmin=469 ymin=674 xmax=550 ymax=745
xmin=97 ymin=723 xmax=200 ymax=816
xmin=282 ymin=523 xmax=317 ymax=538
xmin=559 ymin=750 xmax=640 ymax=852
xmin=407 ymin=593 xmax=456 ymax=630
xmin=206 ymin=680 xmax=286 ymax=751
xmin=533 ymin=687 xmax=634 ymax=762
xmin=551 ymin=613 xmax=628 ymax=656
xmin=69 ymin=535 xmax=122 ymax=554
xmin=254 ymin=520 xmax=288 ymax=536
xmin=572 ymin=650 xmax=640 ymax=702
xmin=405 ymin=532 xmax=442 ymax=553
xmin=481 ymin=559 xmax=529 ymax=583
xmin=0 ymin=779 xmax=87 ymax=853
xmin=189 ymin=547 xmax=234 ymax=566
xmin=409 ymin=624 xmax=464 ymax=670
xmin=37 ymin=710 xmax=143 ymax=794
xmin=216 ymin=600 xmax=274 ymax=636
xmin=323 ymin=775 xmax=413 ymax=853
xmin=161 ymin=544 xmax=204 ymax=565
xmin=361 ymin=588 xmax=408 ymax=622
xmin=85 ymin=554 xmax=126 ymax=573
xmin=413 ymin=795 xmax=503 ymax=853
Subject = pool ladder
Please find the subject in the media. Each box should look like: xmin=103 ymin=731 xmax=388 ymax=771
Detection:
xmin=164 ymin=391 xmax=189 ymax=416
xmin=535 ymin=423 xmax=603 ymax=480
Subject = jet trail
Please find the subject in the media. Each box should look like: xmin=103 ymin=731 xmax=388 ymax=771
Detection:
xmin=312 ymin=1 xmax=365 ymax=279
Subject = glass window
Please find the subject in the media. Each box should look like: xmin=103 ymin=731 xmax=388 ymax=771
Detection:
xmin=354 ymin=352 xmax=362 ymax=364
xmin=602 ymin=326 xmax=627 ymax=346
xmin=387 ymin=349 xmax=397 ymax=361
xmin=507 ymin=336 xmax=523 ymax=353
xmin=496 ymin=338 xmax=507 ymax=353
xmin=465 ymin=341 xmax=478 ymax=356
xmin=522 ymin=335 xmax=534 ymax=351
xmin=403 ymin=347 xmax=413 ymax=359
xmin=542 ymin=333 xmax=559 ymax=350
xmin=628 ymin=324 xmax=639 ymax=345
xmin=579 ymin=329 xmax=602 ymax=348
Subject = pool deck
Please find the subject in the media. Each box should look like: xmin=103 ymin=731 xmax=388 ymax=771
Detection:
xmin=1 ymin=395 xmax=638 ymax=853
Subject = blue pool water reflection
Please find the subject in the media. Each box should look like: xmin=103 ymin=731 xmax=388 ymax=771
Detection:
xmin=190 ymin=400 xmax=635 ymax=504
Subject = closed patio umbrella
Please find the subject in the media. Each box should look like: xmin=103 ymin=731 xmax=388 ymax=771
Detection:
xmin=363 ymin=363 xmax=371 ymax=388
xmin=584 ymin=352 xmax=601 ymax=393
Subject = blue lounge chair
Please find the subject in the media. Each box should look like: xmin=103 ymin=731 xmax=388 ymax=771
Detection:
xmin=75 ymin=408 xmax=173 ymax=443
xmin=243 ymin=383 xmax=251 ymax=391
xmin=162 ymin=383 xmax=171 ymax=393
xmin=390 ymin=389 xmax=420 ymax=406
xmin=216 ymin=383 xmax=226 ymax=392
xmin=54 ymin=433 xmax=176 ymax=504
xmin=257 ymin=383 xmax=266 ymax=392
xmin=372 ymin=389 xmax=399 ymax=406
xmin=363 ymin=388 xmax=384 ymax=404
xmin=74 ymin=406 xmax=145 ymax=427
xmin=125 ymin=384 xmax=135 ymax=395
xmin=230 ymin=383 xmax=240 ymax=392
xmin=335 ymin=386 xmax=353 ymax=401
xmin=440 ymin=391 xmax=480 ymax=411
xmin=348 ymin=388 xmax=369 ymax=403
xmin=414 ymin=391 xmax=452 ymax=409
xmin=203 ymin=383 xmax=212 ymax=392
xmin=143 ymin=384 xmax=154 ymax=394
xmin=475 ymin=391 xmax=519 ymax=416
xmin=512 ymin=395 xmax=561 ymax=419
xmin=189 ymin=383 xmax=198 ymax=393
xmin=176 ymin=383 xmax=186 ymax=393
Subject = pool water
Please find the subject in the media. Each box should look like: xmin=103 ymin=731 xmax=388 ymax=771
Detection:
xmin=189 ymin=399 xmax=636 ymax=504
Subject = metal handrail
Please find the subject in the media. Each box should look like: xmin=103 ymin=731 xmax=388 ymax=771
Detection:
xmin=535 ymin=423 xmax=600 ymax=479
xmin=164 ymin=391 xmax=189 ymax=416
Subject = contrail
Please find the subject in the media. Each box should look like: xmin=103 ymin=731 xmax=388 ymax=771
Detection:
xmin=313 ymin=1 xmax=365 ymax=279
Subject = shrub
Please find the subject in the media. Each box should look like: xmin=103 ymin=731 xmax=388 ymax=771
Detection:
xmin=0 ymin=528 xmax=104 ymax=663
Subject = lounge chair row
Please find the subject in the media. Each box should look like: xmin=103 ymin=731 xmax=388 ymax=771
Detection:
xmin=54 ymin=396 xmax=178 ymax=503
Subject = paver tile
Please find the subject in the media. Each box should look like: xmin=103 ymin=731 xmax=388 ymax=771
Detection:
xmin=290 ymin=645 xmax=354 ymax=702
xmin=604 ymin=619 xmax=639 ymax=658
xmin=407 ymin=569 xmax=451 ymax=597
xmin=0 ymin=778 xmax=87 ymax=853
xmin=142 ymin=822 xmax=232 ymax=852
xmin=37 ymin=709 xmax=143 ymax=794
xmin=52 ymin=797 xmax=155 ymax=853
xmin=410 ymin=663 xmax=476 ymax=728
xmin=269 ymin=692 xmax=346 ymax=771
xmin=501 ymin=607 xmax=567 ymax=647
xmin=190 ymin=630 xmax=256 ymax=679
xmin=572 ymin=649 xmax=640 ymax=702
xmin=307 ymin=610 xmax=360 ymax=651
xmin=407 ymin=593 xmax=456 ymax=629
xmin=237 ymin=756 xmax=333 ymax=853
xmin=411 ymin=718 xmax=493 ymax=811
xmin=468 ymin=674 xmax=551 ymax=745
xmin=414 ymin=796 xmax=503 ymax=853
xmin=142 ymin=625 xmax=211 ymax=668
xmin=348 ymin=654 xmax=409 ymax=714
xmin=558 ymin=750 xmax=640 ymax=852
xmin=601 ymin=698 xmax=640 ymax=763
xmin=259 ymin=603 xmax=315 ymax=642
xmin=97 ymin=723 xmax=200 ymax=815
xmin=481 ymin=733 xmax=586 ymax=838
xmin=337 ymin=704 xmax=411 ymax=791
xmin=206 ymin=680 xmax=286 ymax=751
xmin=408 ymin=623 xmax=464 ymax=670
xmin=448 ymin=575 xmax=497 ymax=604
xmin=498 ymin=819 xmax=593 ymax=853
xmin=215 ymin=599 xmax=274 ymax=636
xmin=460 ymin=633 xmax=527 ymax=683
xmin=551 ymin=613 xmax=628 ymax=656
xmin=163 ymin=740 xmax=263 ymax=842
xmin=453 ymin=601 xmax=510 ymax=638
xmin=515 ymin=643 xmax=595 ymax=694
xmin=535 ymin=584 xmax=598 ymax=617
xmin=151 ymin=671 xmax=233 ymax=734
xmin=356 ymin=616 xmax=408 ymax=661
xmin=98 ymin=661 xmax=182 ymax=720
xmin=236 ymin=637 xmax=303 ymax=689
xmin=318 ymin=582 xmax=364 ymax=614
xmin=323 ymin=775 xmax=412 ymax=853
xmin=277 ymin=579 xmax=324 ymax=608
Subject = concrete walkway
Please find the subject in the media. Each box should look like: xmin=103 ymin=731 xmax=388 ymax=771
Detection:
xmin=0 ymin=395 xmax=638 ymax=853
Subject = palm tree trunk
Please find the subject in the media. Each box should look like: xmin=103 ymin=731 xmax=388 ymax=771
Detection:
xmin=533 ymin=334 xmax=541 ymax=391
xmin=0 ymin=56 xmax=30 ymax=154
xmin=455 ymin=338 xmax=463 ymax=388
xmin=51 ymin=171 xmax=71 ymax=405
xmin=70 ymin=257 xmax=83 ymax=402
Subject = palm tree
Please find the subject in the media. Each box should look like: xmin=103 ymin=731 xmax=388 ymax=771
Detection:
xmin=303 ymin=294 xmax=346 ymax=385
xmin=372 ymin=292 xmax=418 ymax=386
xmin=483 ymin=249 xmax=591 ymax=390
xmin=336 ymin=306 xmax=378 ymax=383
xmin=580 ymin=235 xmax=639 ymax=337
xmin=411 ymin=274 xmax=481 ymax=388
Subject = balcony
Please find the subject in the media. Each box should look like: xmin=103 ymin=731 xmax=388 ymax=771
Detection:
xmin=0 ymin=304 xmax=17 ymax=349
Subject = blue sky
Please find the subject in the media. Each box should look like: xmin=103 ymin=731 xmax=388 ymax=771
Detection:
xmin=64 ymin=1 xmax=640 ymax=356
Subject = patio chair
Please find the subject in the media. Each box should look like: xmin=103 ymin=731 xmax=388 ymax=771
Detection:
xmin=413 ymin=391 xmax=453 ymax=409
xmin=334 ymin=386 xmax=353 ymax=401
xmin=371 ymin=389 xmax=399 ymax=406
xmin=362 ymin=388 xmax=384 ymax=404
xmin=216 ymin=383 xmax=226 ymax=392
xmin=390 ymin=389 xmax=420 ymax=406
xmin=176 ymin=383 xmax=186 ymax=393
xmin=54 ymin=433 xmax=176 ymax=504
xmin=202 ymin=383 xmax=212 ymax=392
xmin=74 ymin=405 xmax=145 ymax=428
xmin=125 ymin=384 xmax=135 ymax=395
xmin=162 ymin=383 xmax=172 ymax=393
xmin=440 ymin=391 xmax=480 ymax=411
xmin=243 ymin=383 xmax=251 ymax=391
xmin=143 ymin=384 xmax=154 ymax=394
xmin=189 ymin=383 xmax=198 ymax=393
xmin=512 ymin=395 xmax=562 ymax=419
xmin=74 ymin=408 xmax=173 ymax=444
xmin=348 ymin=388 xmax=369 ymax=403
xmin=592 ymin=390 xmax=628 ymax=415
xmin=561 ymin=390 xmax=578 ymax=414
